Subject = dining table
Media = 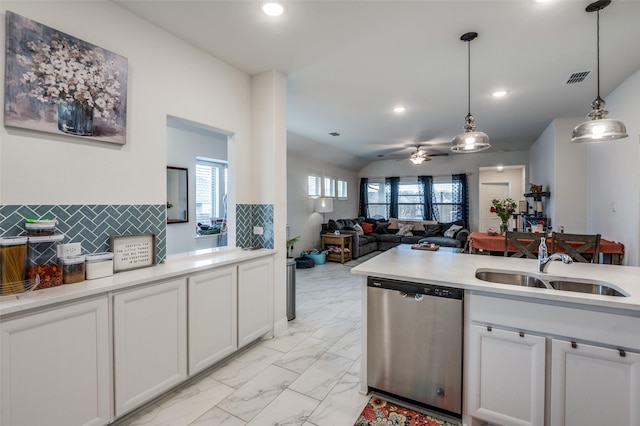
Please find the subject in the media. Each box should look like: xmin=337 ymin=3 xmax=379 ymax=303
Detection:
xmin=467 ymin=232 xmax=625 ymax=265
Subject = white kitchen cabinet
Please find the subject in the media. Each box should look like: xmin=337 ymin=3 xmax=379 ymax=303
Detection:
xmin=237 ymin=257 xmax=273 ymax=348
xmin=113 ymin=278 xmax=187 ymax=416
xmin=550 ymin=339 xmax=640 ymax=426
xmin=467 ymin=324 xmax=546 ymax=426
xmin=188 ymin=266 xmax=238 ymax=374
xmin=1 ymin=297 xmax=110 ymax=426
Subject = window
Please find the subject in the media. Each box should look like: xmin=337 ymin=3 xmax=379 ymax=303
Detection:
xmin=324 ymin=177 xmax=336 ymax=197
xmin=308 ymin=174 xmax=321 ymax=197
xmin=398 ymin=178 xmax=423 ymax=220
xmin=366 ymin=179 xmax=387 ymax=218
xmin=337 ymin=179 xmax=348 ymax=199
xmin=195 ymin=157 xmax=228 ymax=224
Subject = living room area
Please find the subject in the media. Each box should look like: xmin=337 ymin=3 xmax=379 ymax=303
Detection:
xmin=286 ymin=69 xmax=639 ymax=268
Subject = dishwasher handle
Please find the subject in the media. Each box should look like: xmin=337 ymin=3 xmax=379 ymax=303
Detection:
xmin=399 ymin=291 xmax=424 ymax=301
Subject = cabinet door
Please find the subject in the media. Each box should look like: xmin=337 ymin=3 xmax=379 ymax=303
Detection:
xmin=113 ymin=279 xmax=187 ymax=416
xmin=188 ymin=266 xmax=238 ymax=375
xmin=1 ymin=297 xmax=110 ymax=426
xmin=468 ymin=324 xmax=546 ymax=426
xmin=237 ymin=258 xmax=273 ymax=348
xmin=550 ymin=339 xmax=640 ymax=426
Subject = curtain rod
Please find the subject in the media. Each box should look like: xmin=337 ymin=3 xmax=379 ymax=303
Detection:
xmin=361 ymin=172 xmax=473 ymax=180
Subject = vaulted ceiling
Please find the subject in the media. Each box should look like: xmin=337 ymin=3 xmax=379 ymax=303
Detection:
xmin=116 ymin=0 xmax=640 ymax=168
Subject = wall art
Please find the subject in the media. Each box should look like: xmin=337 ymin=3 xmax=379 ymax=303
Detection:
xmin=4 ymin=11 xmax=128 ymax=144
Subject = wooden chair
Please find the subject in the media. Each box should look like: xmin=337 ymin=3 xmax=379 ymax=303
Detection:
xmin=505 ymin=231 xmax=543 ymax=259
xmin=551 ymin=232 xmax=601 ymax=263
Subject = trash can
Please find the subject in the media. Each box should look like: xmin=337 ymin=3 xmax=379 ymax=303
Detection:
xmin=286 ymin=258 xmax=296 ymax=320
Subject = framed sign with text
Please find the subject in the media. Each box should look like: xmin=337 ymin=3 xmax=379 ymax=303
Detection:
xmin=109 ymin=233 xmax=156 ymax=272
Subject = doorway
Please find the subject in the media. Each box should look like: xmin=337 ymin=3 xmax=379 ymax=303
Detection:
xmin=478 ymin=166 xmax=526 ymax=233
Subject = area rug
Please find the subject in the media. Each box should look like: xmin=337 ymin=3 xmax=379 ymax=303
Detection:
xmin=355 ymin=396 xmax=458 ymax=426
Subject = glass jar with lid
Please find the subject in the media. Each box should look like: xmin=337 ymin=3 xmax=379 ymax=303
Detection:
xmin=26 ymin=234 xmax=64 ymax=289
xmin=60 ymin=255 xmax=86 ymax=284
xmin=0 ymin=236 xmax=28 ymax=295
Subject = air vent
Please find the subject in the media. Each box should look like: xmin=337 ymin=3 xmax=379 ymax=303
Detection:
xmin=565 ymin=71 xmax=591 ymax=85
xmin=328 ymin=132 xmax=341 ymax=137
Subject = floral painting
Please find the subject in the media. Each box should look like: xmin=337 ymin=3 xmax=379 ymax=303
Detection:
xmin=4 ymin=11 xmax=128 ymax=144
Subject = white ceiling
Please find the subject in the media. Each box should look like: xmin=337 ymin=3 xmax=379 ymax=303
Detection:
xmin=116 ymin=0 xmax=640 ymax=169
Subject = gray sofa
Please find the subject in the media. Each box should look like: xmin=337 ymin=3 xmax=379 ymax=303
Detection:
xmin=321 ymin=217 xmax=469 ymax=259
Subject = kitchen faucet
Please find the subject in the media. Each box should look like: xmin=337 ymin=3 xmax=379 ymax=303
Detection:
xmin=538 ymin=236 xmax=573 ymax=273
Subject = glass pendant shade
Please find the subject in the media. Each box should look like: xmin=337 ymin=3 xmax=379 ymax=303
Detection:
xmin=451 ymin=113 xmax=490 ymax=152
xmin=571 ymin=0 xmax=627 ymax=143
xmin=571 ymin=97 xmax=628 ymax=143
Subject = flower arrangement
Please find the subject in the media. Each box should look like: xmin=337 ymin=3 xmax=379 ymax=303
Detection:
xmin=491 ymin=198 xmax=517 ymax=234
xmin=17 ymin=36 xmax=122 ymax=123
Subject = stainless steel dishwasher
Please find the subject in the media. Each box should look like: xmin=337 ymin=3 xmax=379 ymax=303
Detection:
xmin=367 ymin=276 xmax=463 ymax=417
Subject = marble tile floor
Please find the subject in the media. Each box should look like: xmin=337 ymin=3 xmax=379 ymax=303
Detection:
xmin=116 ymin=253 xmax=380 ymax=426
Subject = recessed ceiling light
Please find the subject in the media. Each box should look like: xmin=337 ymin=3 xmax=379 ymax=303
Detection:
xmin=492 ymin=90 xmax=508 ymax=98
xmin=261 ymin=1 xmax=285 ymax=17
xmin=497 ymin=165 xmax=504 ymax=172
xmin=393 ymin=106 xmax=407 ymax=113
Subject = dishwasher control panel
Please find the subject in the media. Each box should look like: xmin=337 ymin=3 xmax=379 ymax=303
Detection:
xmin=367 ymin=277 xmax=463 ymax=300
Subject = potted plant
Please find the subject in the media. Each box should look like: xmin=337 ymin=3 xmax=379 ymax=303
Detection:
xmin=286 ymin=236 xmax=300 ymax=258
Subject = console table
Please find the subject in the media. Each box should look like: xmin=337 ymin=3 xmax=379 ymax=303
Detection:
xmin=468 ymin=232 xmax=625 ymax=265
xmin=321 ymin=233 xmax=353 ymax=263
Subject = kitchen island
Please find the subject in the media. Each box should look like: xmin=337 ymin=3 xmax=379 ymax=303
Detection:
xmin=352 ymin=246 xmax=640 ymax=426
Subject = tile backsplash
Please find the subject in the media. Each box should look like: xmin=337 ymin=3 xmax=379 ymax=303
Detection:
xmin=0 ymin=204 xmax=166 ymax=263
xmin=236 ymin=204 xmax=274 ymax=249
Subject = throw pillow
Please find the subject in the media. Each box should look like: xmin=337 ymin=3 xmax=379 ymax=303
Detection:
xmin=444 ymin=224 xmax=463 ymax=238
xmin=388 ymin=217 xmax=399 ymax=230
xmin=327 ymin=219 xmax=338 ymax=231
xmin=423 ymin=224 xmax=441 ymax=237
xmin=374 ymin=222 xmax=389 ymax=234
xmin=396 ymin=223 xmax=414 ymax=236
xmin=353 ymin=223 xmax=364 ymax=236
xmin=361 ymin=222 xmax=374 ymax=234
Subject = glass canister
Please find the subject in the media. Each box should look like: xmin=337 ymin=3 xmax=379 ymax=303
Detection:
xmin=0 ymin=236 xmax=29 ymax=295
xmin=26 ymin=234 xmax=64 ymax=289
xmin=25 ymin=219 xmax=57 ymax=236
xmin=60 ymin=255 xmax=86 ymax=284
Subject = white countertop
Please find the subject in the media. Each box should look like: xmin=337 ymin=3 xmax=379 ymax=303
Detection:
xmin=351 ymin=246 xmax=640 ymax=313
xmin=1 ymin=247 xmax=276 ymax=318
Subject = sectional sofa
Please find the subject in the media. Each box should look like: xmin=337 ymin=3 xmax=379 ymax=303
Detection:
xmin=321 ymin=217 xmax=469 ymax=259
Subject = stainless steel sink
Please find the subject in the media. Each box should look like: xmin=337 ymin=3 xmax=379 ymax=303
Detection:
xmin=548 ymin=280 xmax=627 ymax=297
xmin=475 ymin=269 xmax=550 ymax=289
xmin=475 ymin=268 xmax=628 ymax=297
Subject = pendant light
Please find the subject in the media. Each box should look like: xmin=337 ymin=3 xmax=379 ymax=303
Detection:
xmin=451 ymin=32 xmax=490 ymax=153
xmin=571 ymin=0 xmax=627 ymax=143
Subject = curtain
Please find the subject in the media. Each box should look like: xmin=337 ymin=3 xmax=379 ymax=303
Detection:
xmin=358 ymin=177 xmax=369 ymax=218
xmin=385 ymin=177 xmax=399 ymax=219
xmin=418 ymin=175 xmax=435 ymax=221
xmin=452 ymin=173 xmax=469 ymax=226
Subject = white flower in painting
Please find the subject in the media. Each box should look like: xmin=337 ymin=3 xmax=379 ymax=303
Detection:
xmin=18 ymin=33 xmax=122 ymax=124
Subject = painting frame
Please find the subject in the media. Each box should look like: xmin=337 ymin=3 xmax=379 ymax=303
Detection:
xmin=4 ymin=11 xmax=128 ymax=145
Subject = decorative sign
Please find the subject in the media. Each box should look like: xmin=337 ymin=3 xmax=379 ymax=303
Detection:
xmin=110 ymin=234 xmax=156 ymax=272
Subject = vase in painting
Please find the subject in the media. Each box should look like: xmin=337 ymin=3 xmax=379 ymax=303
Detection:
xmin=58 ymin=99 xmax=94 ymax=136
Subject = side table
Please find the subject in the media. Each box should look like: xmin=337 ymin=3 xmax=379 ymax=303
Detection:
xmin=321 ymin=234 xmax=353 ymax=264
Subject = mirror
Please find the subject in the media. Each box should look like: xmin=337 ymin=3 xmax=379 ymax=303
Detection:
xmin=166 ymin=166 xmax=188 ymax=223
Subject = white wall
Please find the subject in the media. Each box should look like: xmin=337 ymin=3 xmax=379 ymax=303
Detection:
xmin=286 ymin=149 xmax=359 ymax=254
xmin=1 ymin=2 xmax=252 ymax=206
xmin=359 ymin=150 xmax=530 ymax=232
xmin=586 ymin=70 xmax=640 ymax=266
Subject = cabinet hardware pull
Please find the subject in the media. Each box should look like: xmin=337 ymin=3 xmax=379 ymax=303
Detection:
xmin=519 ymin=332 xmax=525 ymax=338
xmin=619 ymin=349 xmax=626 ymax=357
xmin=571 ymin=341 xmax=577 ymax=349
xmin=487 ymin=326 xmax=492 ymax=332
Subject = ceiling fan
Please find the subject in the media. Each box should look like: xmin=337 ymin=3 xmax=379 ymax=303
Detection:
xmin=407 ymin=144 xmax=449 ymax=165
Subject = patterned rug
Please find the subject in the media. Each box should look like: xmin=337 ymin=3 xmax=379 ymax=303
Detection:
xmin=355 ymin=396 xmax=458 ymax=426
